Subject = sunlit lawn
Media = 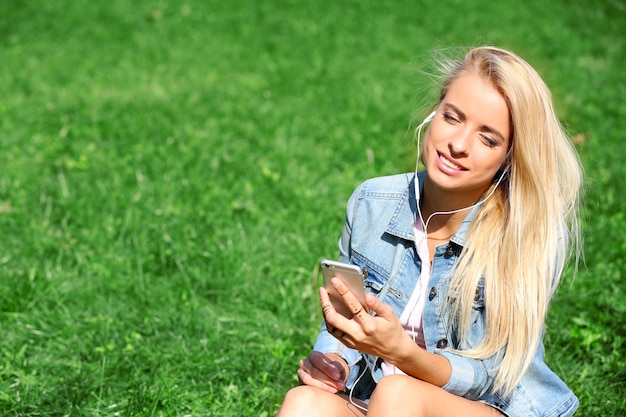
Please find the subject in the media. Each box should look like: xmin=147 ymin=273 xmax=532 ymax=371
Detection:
xmin=0 ymin=0 xmax=624 ymax=415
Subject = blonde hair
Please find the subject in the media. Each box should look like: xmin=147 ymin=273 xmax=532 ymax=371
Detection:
xmin=435 ymin=47 xmax=582 ymax=397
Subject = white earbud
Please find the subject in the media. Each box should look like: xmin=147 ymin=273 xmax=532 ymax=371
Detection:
xmin=414 ymin=111 xmax=437 ymax=204
xmin=413 ymin=112 xmax=512 ymax=261
xmin=419 ymin=111 xmax=436 ymax=129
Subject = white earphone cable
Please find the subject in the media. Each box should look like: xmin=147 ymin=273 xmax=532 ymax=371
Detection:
xmin=346 ymin=111 xmax=509 ymax=409
xmin=414 ymin=110 xmax=509 ymax=258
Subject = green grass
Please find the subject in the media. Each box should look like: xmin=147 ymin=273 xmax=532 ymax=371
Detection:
xmin=0 ymin=0 xmax=624 ymax=415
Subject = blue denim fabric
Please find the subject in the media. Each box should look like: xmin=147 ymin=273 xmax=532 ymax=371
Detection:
xmin=312 ymin=172 xmax=578 ymax=417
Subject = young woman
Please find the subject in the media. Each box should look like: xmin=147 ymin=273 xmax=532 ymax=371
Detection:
xmin=277 ymin=46 xmax=582 ymax=417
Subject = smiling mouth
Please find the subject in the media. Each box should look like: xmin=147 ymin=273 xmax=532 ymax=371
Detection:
xmin=438 ymin=152 xmax=467 ymax=171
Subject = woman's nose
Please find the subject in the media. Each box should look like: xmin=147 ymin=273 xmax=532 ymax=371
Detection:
xmin=448 ymin=129 xmax=471 ymax=157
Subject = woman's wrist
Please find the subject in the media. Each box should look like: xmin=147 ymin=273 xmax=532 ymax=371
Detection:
xmin=384 ymin=333 xmax=421 ymax=368
xmin=383 ymin=335 xmax=451 ymax=386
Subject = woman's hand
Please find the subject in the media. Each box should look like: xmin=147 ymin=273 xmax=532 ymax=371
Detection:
xmin=318 ymin=277 xmax=452 ymax=387
xmin=297 ymin=351 xmax=348 ymax=393
xmin=321 ymin=277 xmax=412 ymax=364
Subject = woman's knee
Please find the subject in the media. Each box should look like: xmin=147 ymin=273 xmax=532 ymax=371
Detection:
xmin=278 ymin=385 xmax=331 ymax=416
xmin=373 ymin=375 xmax=418 ymax=397
xmin=282 ymin=385 xmax=319 ymax=407
xmin=369 ymin=375 xmax=428 ymax=414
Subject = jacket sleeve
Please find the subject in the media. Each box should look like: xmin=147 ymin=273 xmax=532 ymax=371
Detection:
xmin=437 ymin=349 xmax=501 ymax=398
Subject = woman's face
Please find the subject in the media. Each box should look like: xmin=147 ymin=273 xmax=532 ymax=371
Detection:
xmin=423 ymin=72 xmax=511 ymax=199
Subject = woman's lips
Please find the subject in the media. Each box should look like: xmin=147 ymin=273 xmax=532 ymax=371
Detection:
xmin=437 ymin=152 xmax=467 ymax=173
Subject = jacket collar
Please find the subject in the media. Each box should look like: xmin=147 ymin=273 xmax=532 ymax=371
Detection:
xmin=384 ymin=171 xmax=482 ymax=247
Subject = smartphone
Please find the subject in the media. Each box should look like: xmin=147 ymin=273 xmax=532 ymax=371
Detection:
xmin=320 ymin=259 xmax=368 ymax=319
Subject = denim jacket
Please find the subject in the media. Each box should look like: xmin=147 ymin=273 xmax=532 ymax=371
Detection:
xmin=313 ymin=172 xmax=579 ymax=417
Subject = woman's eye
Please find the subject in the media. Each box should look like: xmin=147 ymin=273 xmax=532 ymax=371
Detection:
xmin=480 ymin=135 xmax=499 ymax=148
xmin=443 ymin=112 xmax=459 ymax=123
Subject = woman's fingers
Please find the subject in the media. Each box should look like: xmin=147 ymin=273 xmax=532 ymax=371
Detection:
xmin=319 ymin=286 xmax=343 ymax=325
xmin=365 ymin=292 xmax=394 ymax=319
xmin=298 ymin=352 xmax=346 ymax=392
xmin=309 ymin=351 xmax=346 ymax=381
xmin=320 ymin=287 xmax=355 ymax=338
xmin=297 ymin=368 xmax=340 ymax=393
xmin=331 ymin=277 xmax=367 ymax=318
xmin=320 ymin=280 xmax=371 ymax=344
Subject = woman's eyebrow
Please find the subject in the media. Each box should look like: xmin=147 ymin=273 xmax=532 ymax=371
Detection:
xmin=443 ymin=103 xmax=466 ymax=120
